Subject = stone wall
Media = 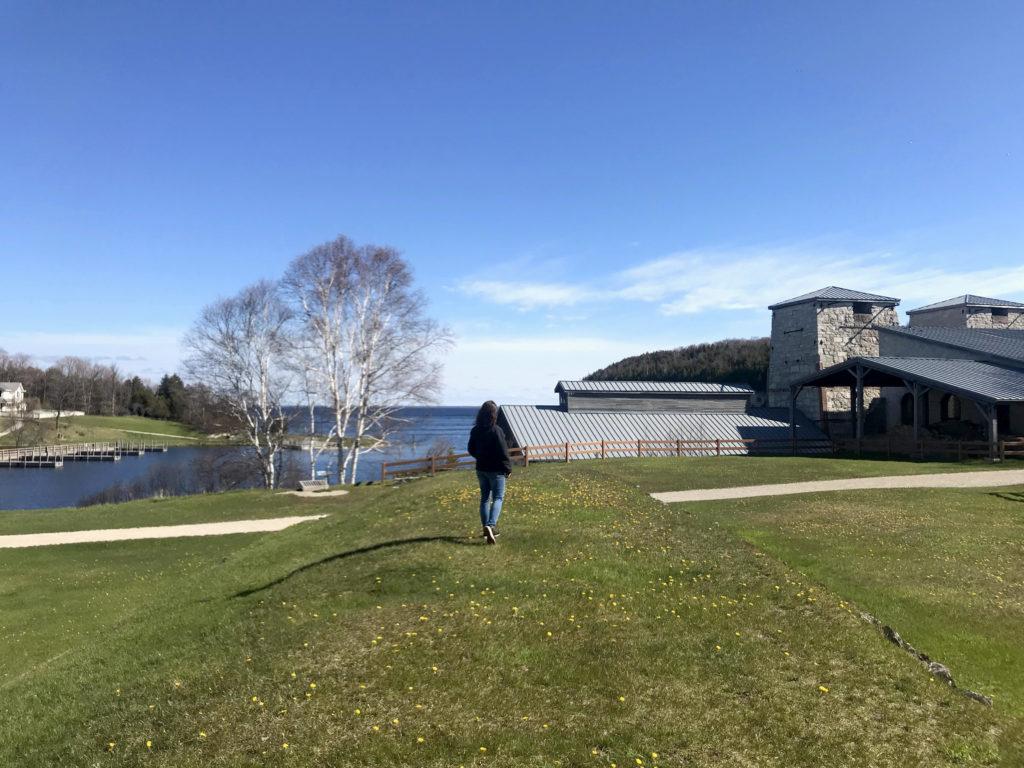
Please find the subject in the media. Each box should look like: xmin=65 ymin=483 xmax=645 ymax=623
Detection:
xmin=909 ymin=306 xmax=1024 ymax=328
xmin=767 ymin=303 xmax=819 ymax=412
xmin=768 ymin=301 xmax=899 ymax=420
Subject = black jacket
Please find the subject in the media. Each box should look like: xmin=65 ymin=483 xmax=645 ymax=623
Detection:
xmin=467 ymin=423 xmax=512 ymax=475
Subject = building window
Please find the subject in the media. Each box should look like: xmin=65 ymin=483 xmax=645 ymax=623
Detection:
xmin=852 ymin=302 xmax=872 ymax=316
xmin=993 ymin=307 xmax=1010 ymax=324
xmin=900 ymin=393 xmax=915 ymax=426
xmin=940 ymin=393 xmax=961 ymax=421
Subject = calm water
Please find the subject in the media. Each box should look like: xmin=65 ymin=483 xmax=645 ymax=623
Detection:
xmin=0 ymin=407 xmax=476 ymax=511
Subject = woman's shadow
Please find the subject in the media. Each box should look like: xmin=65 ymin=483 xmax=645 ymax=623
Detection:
xmin=232 ymin=535 xmax=478 ymax=598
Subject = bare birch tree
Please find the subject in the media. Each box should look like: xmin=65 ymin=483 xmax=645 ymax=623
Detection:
xmin=282 ymin=236 xmax=358 ymax=484
xmin=287 ymin=340 xmax=339 ymax=481
xmin=183 ymin=281 xmax=293 ymax=488
xmin=342 ymin=245 xmax=451 ymax=483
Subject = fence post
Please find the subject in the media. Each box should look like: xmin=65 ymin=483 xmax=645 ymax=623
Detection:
xmin=601 ymin=440 xmax=606 ymax=459
xmin=676 ymin=439 xmax=681 ymax=457
xmin=524 ymin=447 xmax=530 ymax=467
xmin=430 ymin=456 xmax=437 ymax=476
xmin=957 ymin=441 xmax=963 ymax=462
xmin=715 ymin=439 xmax=721 ymax=456
xmin=565 ymin=442 xmax=570 ymax=463
xmin=637 ymin=439 xmax=642 ymax=458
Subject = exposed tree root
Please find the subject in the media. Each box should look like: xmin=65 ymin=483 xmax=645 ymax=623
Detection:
xmin=860 ymin=611 xmax=993 ymax=706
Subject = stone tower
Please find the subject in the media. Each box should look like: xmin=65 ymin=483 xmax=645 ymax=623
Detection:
xmin=906 ymin=294 xmax=1024 ymax=329
xmin=767 ymin=287 xmax=900 ymax=422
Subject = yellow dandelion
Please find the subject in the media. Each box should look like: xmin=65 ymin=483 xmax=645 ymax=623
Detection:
xmin=417 ymin=736 xmax=425 ymax=743
xmin=480 ymin=746 xmax=488 ymax=752
xmin=818 ymin=685 xmax=829 ymax=693
xmin=146 ymin=739 xmax=152 ymax=749
xmin=282 ymin=742 xmax=289 ymax=749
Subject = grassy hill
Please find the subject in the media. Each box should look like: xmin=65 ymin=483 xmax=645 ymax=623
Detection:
xmin=1 ymin=457 xmax=1021 ymax=766
xmin=0 ymin=414 xmax=229 ymax=447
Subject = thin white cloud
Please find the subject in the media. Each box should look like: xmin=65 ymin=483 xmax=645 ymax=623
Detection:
xmin=458 ymin=279 xmax=600 ymax=310
xmin=457 ymin=243 xmax=1024 ymax=317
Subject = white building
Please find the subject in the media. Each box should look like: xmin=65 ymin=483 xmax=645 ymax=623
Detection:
xmin=0 ymin=382 xmax=26 ymax=413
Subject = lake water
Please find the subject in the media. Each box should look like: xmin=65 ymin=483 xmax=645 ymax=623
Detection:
xmin=0 ymin=406 xmax=476 ymax=511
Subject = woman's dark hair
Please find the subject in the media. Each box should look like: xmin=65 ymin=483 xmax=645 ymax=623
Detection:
xmin=475 ymin=400 xmax=498 ymax=428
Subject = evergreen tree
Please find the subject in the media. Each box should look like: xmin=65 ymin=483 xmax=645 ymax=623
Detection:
xmin=585 ymin=337 xmax=770 ymax=393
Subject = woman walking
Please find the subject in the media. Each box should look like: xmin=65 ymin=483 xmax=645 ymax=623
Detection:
xmin=467 ymin=400 xmax=512 ymax=544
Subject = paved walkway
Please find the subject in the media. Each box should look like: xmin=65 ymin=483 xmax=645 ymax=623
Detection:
xmin=651 ymin=468 xmax=1024 ymax=504
xmin=0 ymin=515 xmax=328 ymax=549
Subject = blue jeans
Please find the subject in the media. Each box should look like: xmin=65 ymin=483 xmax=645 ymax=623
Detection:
xmin=477 ymin=471 xmax=506 ymax=528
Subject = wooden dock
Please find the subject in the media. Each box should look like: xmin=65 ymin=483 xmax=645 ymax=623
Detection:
xmin=0 ymin=442 xmax=168 ymax=469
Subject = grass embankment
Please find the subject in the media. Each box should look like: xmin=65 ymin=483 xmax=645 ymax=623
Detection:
xmin=0 ymin=414 xmax=231 ymax=447
xmin=0 ymin=457 xmax=1021 ymax=766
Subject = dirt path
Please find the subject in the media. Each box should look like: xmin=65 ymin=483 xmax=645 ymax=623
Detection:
xmin=651 ymin=468 xmax=1024 ymax=504
xmin=0 ymin=515 xmax=328 ymax=549
xmin=116 ymin=429 xmax=199 ymax=440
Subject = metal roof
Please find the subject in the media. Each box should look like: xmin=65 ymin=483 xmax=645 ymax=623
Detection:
xmin=0 ymin=382 xmax=23 ymax=391
xmin=557 ymin=380 xmax=753 ymax=395
xmin=768 ymin=286 xmax=900 ymax=310
xmin=880 ymin=326 xmax=1024 ymax=364
xmin=500 ymin=405 xmax=825 ymax=454
xmin=906 ymin=294 xmax=1024 ymax=314
xmin=793 ymin=356 xmax=1024 ymax=404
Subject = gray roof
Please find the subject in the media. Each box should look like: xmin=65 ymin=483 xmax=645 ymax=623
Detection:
xmin=500 ymin=405 xmax=826 ymax=455
xmin=794 ymin=356 xmax=1024 ymax=404
xmin=557 ymin=380 xmax=753 ymax=395
xmin=907 ymin=294 xmax=1024 ymax=314
xmin=0 ymin=382 xmax=23 ymax=391
xmin=768 ymin=286 xmax=900 ymax=310
xmin=879 ymin=326 xmax=1024 ymax=365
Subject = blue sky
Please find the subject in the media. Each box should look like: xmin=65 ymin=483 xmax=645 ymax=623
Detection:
xmin=2 ymin=2 xmax=1023 ymax=404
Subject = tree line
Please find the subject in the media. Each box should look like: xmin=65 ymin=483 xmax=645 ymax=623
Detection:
xmin=0 ymin=351 xmax=234 ymax=434
xmin=183 ymin=234 xmax=450 ymax=489
xmin=585 ymin=337 xmax=770 ymax=392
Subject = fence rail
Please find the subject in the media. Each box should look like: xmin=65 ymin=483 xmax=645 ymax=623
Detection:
xmin=0 ymin=441 xmax=168 ymax=467
xmin=379 ymin=437 xmax=834 ymax=482
xmin=833 ymin=437 xmax=1024 ymax=461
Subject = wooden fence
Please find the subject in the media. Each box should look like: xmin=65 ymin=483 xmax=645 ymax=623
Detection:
xmin=834 ymin=437 xmax=1024 ymax=461
xmin=0 ymin=441 xmax=168 ymax=467
xmin=379 ymin=437 xmax=833 ymax=482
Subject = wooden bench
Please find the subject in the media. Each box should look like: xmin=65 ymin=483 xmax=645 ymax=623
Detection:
xmin=298 ymin=479 xmax=330 ymax=492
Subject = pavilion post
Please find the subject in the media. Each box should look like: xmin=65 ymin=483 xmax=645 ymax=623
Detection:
xmin=789 ymin=386 xmax=800 ymax=455
xmin=988 ymin=404 xmax=999 ymax=461
xmin=854 ymin=365 xmax=865 ymax=442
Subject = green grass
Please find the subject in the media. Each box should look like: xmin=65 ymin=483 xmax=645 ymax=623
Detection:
xmin=675 ymin=486 xmax=1024 ymax=716
xmin=0 ymin=458 xmax=1021 ymax=766
xmin=0 ymin=414 xmax=230 ymax=447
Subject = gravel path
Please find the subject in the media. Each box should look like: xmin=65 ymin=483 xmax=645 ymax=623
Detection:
xmin=0 ymin=515 xmax=328 ymax=549
xmin=651 ymin=468 xmax=1024 ymax=504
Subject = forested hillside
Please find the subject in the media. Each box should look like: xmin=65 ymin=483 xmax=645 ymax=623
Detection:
xmin=586 ymin=337 xmax=770 ymax=391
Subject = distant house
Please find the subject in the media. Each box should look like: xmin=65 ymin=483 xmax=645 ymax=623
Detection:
xmin=0 ymin=382 xmax=26 ymax=413
xmin=499 ymin=379 xmax=825 ymax=456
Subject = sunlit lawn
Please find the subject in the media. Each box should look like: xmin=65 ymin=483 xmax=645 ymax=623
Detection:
xmin=0 ymin=458 xmax=1020 ymax=766
xmin=0 ymin=414 xmax=227 ymax=447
